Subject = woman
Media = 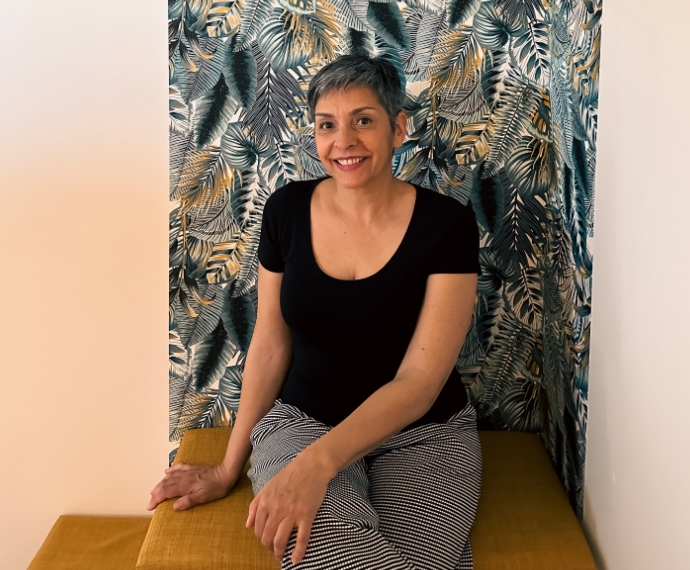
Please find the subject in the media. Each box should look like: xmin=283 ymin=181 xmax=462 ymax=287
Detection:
xmin=148 ymin=55 xmax=482 ymax=570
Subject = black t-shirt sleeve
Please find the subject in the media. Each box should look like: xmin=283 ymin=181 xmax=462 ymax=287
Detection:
xmin=258 ymin=191 xmax=285 ymax=272
xmin=428 ymin=205 xmax=482 ymax=275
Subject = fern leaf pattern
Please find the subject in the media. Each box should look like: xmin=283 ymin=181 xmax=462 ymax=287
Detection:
xmin=168 ymin=0 xmax=602 ymax=515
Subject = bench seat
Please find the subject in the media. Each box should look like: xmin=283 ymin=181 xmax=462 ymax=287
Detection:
xmin=27 ymin=515 xmax=151 ymax=570
xmin=137 ymin=428 xmax=596 ymax=570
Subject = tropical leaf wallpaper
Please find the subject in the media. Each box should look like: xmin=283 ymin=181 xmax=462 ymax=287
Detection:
xmin=168 ymin=0 xmax=601 ymax=515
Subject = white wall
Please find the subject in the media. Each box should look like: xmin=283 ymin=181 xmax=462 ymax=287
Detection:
xmin=0 ymin=2 xmax=169 ymax=568
xmin=584 ymin=1 xmax=690 ymax=568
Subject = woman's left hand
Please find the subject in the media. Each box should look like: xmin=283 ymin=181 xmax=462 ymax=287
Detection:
xmin=246 ymin=453 xmax=333 ymax=564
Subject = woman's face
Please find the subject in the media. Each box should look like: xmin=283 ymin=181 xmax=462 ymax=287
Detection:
xmin=313 ymin=85 xmax=406 ymax=190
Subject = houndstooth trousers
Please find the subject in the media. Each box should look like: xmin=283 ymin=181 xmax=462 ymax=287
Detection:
xmin=248 ymin=399 xmax=483 ymax=570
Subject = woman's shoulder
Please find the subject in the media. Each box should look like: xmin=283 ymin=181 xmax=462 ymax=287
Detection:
xmin=414 ymin=185 xmax=476 ymax=226
xmin=263 ymin=177 xmax=325 ymax=224
xmin=266 ymin=178 xmax=318 ymax=209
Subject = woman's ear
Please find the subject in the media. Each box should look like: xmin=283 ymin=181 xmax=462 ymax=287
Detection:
xmin=393 ymin=110 xmax=407 ymax=148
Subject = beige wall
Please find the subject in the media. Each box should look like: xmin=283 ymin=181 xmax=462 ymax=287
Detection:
xmin=584 ymin=1 xmax=690 ymax=569
xmin=0 ymin=2 xmax=169 ymax=568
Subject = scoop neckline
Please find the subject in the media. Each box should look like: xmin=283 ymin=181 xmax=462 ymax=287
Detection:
xmin=306 ymin=177 xmax=420 ymax=283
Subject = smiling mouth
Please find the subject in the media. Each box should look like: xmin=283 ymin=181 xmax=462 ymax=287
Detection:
xmin=335 ymin=157 xmax=365 ymax=166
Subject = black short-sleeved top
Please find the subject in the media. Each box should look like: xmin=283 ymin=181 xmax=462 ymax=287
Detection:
xmin=258 ymin=177 xmax=481 ymax=430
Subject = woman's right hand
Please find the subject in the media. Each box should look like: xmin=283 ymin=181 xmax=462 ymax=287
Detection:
xmin=146 ymin=462 xmax=239 ymax=511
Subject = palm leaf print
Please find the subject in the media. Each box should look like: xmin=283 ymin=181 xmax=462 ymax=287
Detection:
xmin=447 ymin=0 xmax=482 ymax=29
xmin=367 ymin=1 xmax=411 ymax=50
xmin=169 ymin=0 xmax=602 ymax=517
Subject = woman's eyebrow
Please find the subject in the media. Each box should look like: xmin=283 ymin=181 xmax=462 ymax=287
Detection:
xmin=314 ymin=106 xmax=377 ymax=118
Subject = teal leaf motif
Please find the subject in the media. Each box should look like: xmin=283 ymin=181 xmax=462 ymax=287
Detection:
xmin=258 ymin=9 xmax=310 ymax=73
xmin=170 ymin=129 xmax=196 ymax=197
xmin=550 ymin=9 xmax=571 ymax=61
xmin=332 ymin=0 xmax=371 ymax=33
xmin=493 ymin=170 xmax=545 ymax=272
xmin=481 ymin=47 xmax=512 ymax=110
xmin=234 ymin=184 xmax=271 ymax=296
xmin=229 ymin=168 xmax=260 ymax=228
xmin=243 ymin=44 xmax=303 ymax=144
xmin=439 ymin=163 xmax=473 ymax=204
xmin=170 ymin=86 xmax=191 ymax=136
xmin=493 ymin=0 xmax=545 ymax=26
xmin=470 ymin=164 xmax=504 ymax=237
xmin=206 ymin=1 xmax=237 ymax=38
xmin=279 ymin=0 xmax=315 ymax=14
xmin=221 ymin=287 xmax=257 ymax=354
xmin=550 ymin=60 xmax=574 ymax=169
xmin=169 ymin=330 xmax=189 ymax=379
xmin=292 ymin=127 xmax=329 ymax=180
xmin=187 ymin=196 xmax=239 ymax=243
xmin=222 ymin=122 xmax=269 ymax=170
xmin=476 ymin=251 xmax=503 ymax=351
xmin=374 ymin=36 xmax=407 ymax=94
xmin=504 ymin=266 xmax=543 ymax=330
xmin=473 ymin=1 xmax=522 ymax=51
xmin=172 ymin=144 xmax=234 ymax=206
xmin=219 ymin=366 xmax=243 ymax=412
xmin=169 ymin=0 xmax=183 ymax=20
xmin=343 ymin=28 xmax=375 ymax=57
xmin=505 ymin=136 xmax=557 ymax=197
xmin=403 ymin=10 xmax=445 ymax=80
xmin=176 ymin=38 xmax=225 ymax=103
xmin=169 ymin=373 xmax=191 ymax=439
xmin=367 ymin=1 xmax=410 ymax=51
xmin=175 ymin=283 xmax=224 ymax=348
xmin=191 ymin=320 xmax=236 ymax=390
xmin=472 ymin=313 xmax=535 ymax=417
xmin=437 ymin=70 xmax=487 ymax=123
xmin=235 ymin=0 xmax=275 ymax=51
xmin=223 ymin=38 xmax=257 ymax=110
xmin=512 ymin=20 xmax=551 ymax=87
xmin=484 ymin=75 xmax=541 ymax=177
xmin=261 ymin=140 xmax=299 ymax=189
xmin=447 ymin=0 xmax=482 ymax=29
xmin=195 ymin=75 xmax=239 ymax=148
xmin=498 ymin=377 xmax=545 ymax=432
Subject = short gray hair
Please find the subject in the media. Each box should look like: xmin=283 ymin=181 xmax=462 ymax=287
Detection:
xmin=307 ymin=55 xmax=404 ymax=130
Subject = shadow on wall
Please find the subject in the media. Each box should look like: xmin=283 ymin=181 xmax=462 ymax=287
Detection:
xmin=167 ymin=0 xmax=600 ymax=516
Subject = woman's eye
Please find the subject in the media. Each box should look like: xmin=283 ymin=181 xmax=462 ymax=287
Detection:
xmin=318 ymin=122 xmax=334 ymax=130
xmin=357 ymin=117 xmax=372 ymax=125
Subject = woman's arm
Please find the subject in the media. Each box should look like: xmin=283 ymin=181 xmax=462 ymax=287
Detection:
xmin=298 ymin=272 xmax=478 ymax=478
xmin=147 ymin=263 xmax=291 ymax=511
xmin=216 ymin=264 xmax=293 ymax=482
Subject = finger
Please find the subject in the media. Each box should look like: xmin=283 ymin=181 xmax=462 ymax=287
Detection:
xmin=254 ymin=505 xmax=270 ymax=539
xmin=246 ymin=498 xmax=258 ymax=528
xmin=291 ymin=518 xmax=314 ymax=565
xmin=147 ymin=485 xmax=181 ymax=511
xmin=146 ymin=488 xmax=173 ymax=510
xmin=273 ymin=519 xmax=296 ymax=561
xmin=151 ymin=479 xmax=182 ymax=502
xmin=173 ymin=489 xmax=203 ymax=511
xmin=260 ymin=515 xmax=281 ymax=552
xmin=164 ymin=463 xmax=193 ymax=473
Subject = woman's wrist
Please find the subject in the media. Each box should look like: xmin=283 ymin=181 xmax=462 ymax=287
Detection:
xmin=296 ymin=444 xmax=340 ymax=482
xmin=213 ymin=461 xmax=242 ymax=489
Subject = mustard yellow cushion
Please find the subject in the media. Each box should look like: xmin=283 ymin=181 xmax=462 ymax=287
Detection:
xmin=136 ymin=428 xmax=279 ymax=570
xmin=471 ymin=432 xmax=596 ymax=570
xmin=137 ymin=428 xmax=596 ymax=570
xmin=28 ymin=515 xmax=151 ymax=570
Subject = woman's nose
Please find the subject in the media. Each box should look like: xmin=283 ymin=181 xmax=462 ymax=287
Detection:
xmin=334 ymin=124 xmax=357 ymax=149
